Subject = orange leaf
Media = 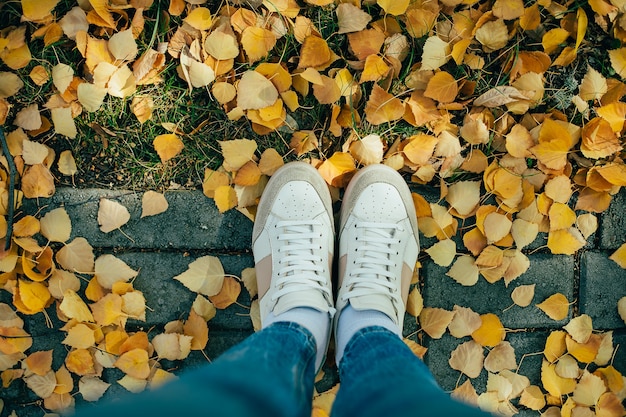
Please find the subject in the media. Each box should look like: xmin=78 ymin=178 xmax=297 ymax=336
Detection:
xmin=65 ymin=349 xmax=95 ymax=376
xmin=298 ymin=36 xmax=331 ymax=68
xmin=209 ymin=276 xmax=241 ymax=309
xmin=424 ymin=71 xmax=458 ymax=103
xmin=183 ymin=310 xmax=209 ymax=350
xmin=365 ymin=84 xmax=405 ymax=125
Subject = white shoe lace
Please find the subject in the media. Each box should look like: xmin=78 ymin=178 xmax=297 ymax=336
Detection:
xmin=271 ymin=220 xmax=333 ymax=307
xmin=341 ymin=221 xmax=404 ymax=309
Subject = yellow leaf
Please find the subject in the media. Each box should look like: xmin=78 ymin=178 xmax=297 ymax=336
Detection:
xmin=573 ymin=370 xmax=607 ymax=406
xmin=241 ymin=27 xmax=276 ymax=63
xmin=15 ymin=279 xmax=51 ymax=314
xmin=108 ymin=29 xmax=138 ymax=61
xmin=131 ymin=95 xmax=154 ymax=124
xmin=21 ymin=0 xmax=60 ymax=21
xmin=563 ymin=314 xmax=593 ymax=343
xmin=114 ymin=349 xmax=150 ymax=379
xmin=152 ymin=333 xmax=192 ymax=361
xmin=0 ymin=72 xmax=24 ymax=97
xmin=0 ymin=327 xmax=32 ymax=354
xmin=483 ymin=212 xmax=512 ymax=244
xmin=153 ymin=133 xmax=184 ymax=163
xmin=475 ymin=19 xmax=509 ymax=52
xmin=317 ymin=152 xmax=356 ymax=188
xmin=492 ymin=0 xmax=524 ymax=19
xmin=542 ymin=28 xmax=569 ymax=55
xmin=258 ymin=148 xmax=284 ymax=176
xmin=56 ymin=237 xmax=94 ymax=273
xmin=425 ymin=239 xmax=456 ymax=267
xmin=174 ymin=255 xmax=225 ymax=297
xmin=419 ymin=307 xmax=455 ymax=339
xmin=62 ymin=323 xmax=96 ymax=349
xmin=40 ymin=207 xmax=71 ymax=243
xmin=548 ymin=202 xmax=576 ymax=231
xmin=424 ymin=71 xmax=458 ymax=103
xmin=566 ymin=333 xmax=601 ymax=363
xmin=91 ymin=293 xmax=124 ymax=326
xmin=58 ymin=150 xmax=78 ymax=176
xmin=511 ymin=284 xmax=535 ymax=307
xmin=421 ymin=36 xmax=450 ymax=70
xmin=360 ymin=55 xmax=389 ymax=83
xmin=547 ymin=228 xmax=585 ymax=255
xmin=349 ymin=134 xmax=384 ymax=166
xmin=406 ymin=287 xmax=423 ymax=317
xmin=448 ymin=305 xmax=482 ymax=338
xmin=79 ymin=376 xmax=110 ymax=402
xmin=544 ymin=330 xmax=567 ymax=362
xmin=141 ymin=191 xmax=168 ymax=218
xmin=219 ymin=138 xmax=257 ymax=172
xmin=446 ymin=255 xmax=479 ymax=286
xmin=213 ymin=185 xmax=238 ymax=213
xmin=25 ymin=369 xmax=56 ymax=399
xmin=596 ymin=392 xmax=626 ymax=417
xmin=471 ymin=313 xmax=505 ymax=347
xmin=97 ymin=198 xmax=130 ymax=233
xmin=519 ymin=385 xmax=546 ymax=410
xmin=618 ymin=296 xmax=626 ymax=324
xmin=94 ymin=254 xmax=138 ymax=289
xmin=484 ymin=341 xmax=517 ymax=373
xmin=50 ymin=107 xmax=77 ymax=138
xmin=54 ymin=366 xmax=73 ymax=395
xmin=541 ymin=359 xmax=577 ymax=397
xmin=446 ymin=181 xmax=481 ymax=218
xmin=537 ymin=293 xmax=570 ymax=321
xmin=448 ymin=340 xmax=484 ymax=378
xmin=377 ymin=0 xmax=409 ymax=15
xmin=579 ymin=66 xmax=608 ymax=101
xmin=183 ymin=7 xmax=212 ymax=31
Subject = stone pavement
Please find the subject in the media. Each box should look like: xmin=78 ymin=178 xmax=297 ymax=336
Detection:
xmin=1 ymin=185 xmax=625 ymax=416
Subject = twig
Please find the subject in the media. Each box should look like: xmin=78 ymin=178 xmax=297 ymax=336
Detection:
xmin=0 ymin=127 xmax=16 ymax=251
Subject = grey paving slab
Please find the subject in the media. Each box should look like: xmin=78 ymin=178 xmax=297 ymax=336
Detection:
xmin=422 ymin=253 xmax=575 ymax=329
xmin=21 ymin=188 xmax=253 ymax=251
xmin=599 ymin=188 xmax=626 ymax=250
xmin=424 ymin=331 xmax=547 ymax=416
xmin=114 ymin=251 xmax=255 ymax=330
xmin=579 ymin=251 xmax=626 ymax=330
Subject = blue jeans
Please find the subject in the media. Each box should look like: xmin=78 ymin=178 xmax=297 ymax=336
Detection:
xmin=81 ymin=322 xmax=489 ymax=416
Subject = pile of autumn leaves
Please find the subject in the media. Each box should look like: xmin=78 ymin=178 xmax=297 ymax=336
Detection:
xmin=1 ymin=0 xmax=626 ymax=415
xmin=0 ymin=194 xmax=249 ymax=412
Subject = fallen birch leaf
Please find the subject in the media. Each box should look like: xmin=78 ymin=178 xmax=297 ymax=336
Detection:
xmin=141 ymin=191 xmax=168 ymax=218
xmin=98 ymin=198 xmax=131 ymax=233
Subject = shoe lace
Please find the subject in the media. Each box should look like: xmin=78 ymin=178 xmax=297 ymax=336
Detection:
xmin=342 ymin=221 xmax=404 ymax=307
xmin=272 ymin=219 xmax=333 ymax=304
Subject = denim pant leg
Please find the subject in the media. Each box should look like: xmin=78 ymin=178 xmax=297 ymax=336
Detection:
xmin=331 ymin=326 xmax=491 ymax=417
xmin=78 ymin=322 xmax=317 ymax=417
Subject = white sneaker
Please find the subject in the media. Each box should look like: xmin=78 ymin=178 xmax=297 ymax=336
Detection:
xmin=336 ymin=164 xmax=420 ymax=333
xmin=252 ymin=162 xmax=336 ymax=323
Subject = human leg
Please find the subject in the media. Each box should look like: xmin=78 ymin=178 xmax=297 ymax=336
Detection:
xmin=77 ymin=321 xmax=317 ymax=417
xmin=332 ymin=326 xmax=491 ymax=417
xmin=332 ymin=165 xmax=489 ymax=417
